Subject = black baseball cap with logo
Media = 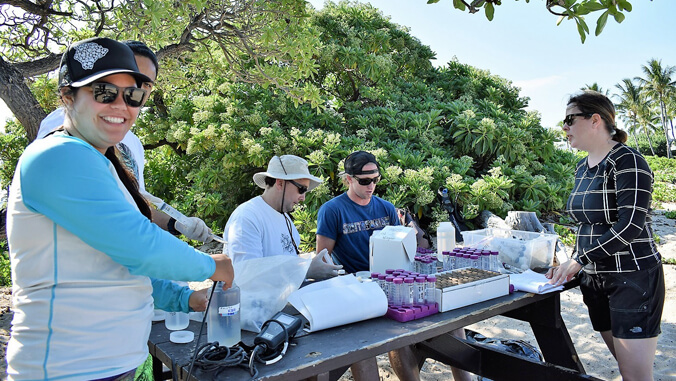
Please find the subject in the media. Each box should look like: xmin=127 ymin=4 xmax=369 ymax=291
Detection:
xmin=58 ymin=37 xmax=152 ymax=88
xmin=344 ymin=151 xmax=381 ymax=175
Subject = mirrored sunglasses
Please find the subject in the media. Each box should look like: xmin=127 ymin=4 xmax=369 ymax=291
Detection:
xmin=354 ymin=176 xmax=381 ymax=186
xmin=563 ymin=113 xmax=592 ymax=126
xmin=90 ymin=82 xmax=147 ymax=108
xmin=287 ymin=180 xmax=308 ymax=194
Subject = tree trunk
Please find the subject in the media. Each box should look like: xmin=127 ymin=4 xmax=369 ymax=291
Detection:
xmin=0 ymin=56 xmax=45 ymax=141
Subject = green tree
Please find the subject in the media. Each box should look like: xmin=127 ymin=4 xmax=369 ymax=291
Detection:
xmin=615 ymin=78 xmax=654 ymax=155
xmin=0 ymin=0 xmax=321 ymax=141
xmin=637 ymin=58 xmax=676 ymax=158
xmin=582 ymin=82 xmax=609 ymax=96
xmin=428 ymin=0 xmax=635 ymax=43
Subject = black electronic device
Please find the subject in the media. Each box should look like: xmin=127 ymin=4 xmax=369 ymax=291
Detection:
xmin=254 ymin=312 xmax=302 ymax=351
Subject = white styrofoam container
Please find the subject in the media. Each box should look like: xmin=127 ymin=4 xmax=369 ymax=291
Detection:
xmin=461 ymin=228 xmax=557 ymax=271
xmin=369 ymin=226 xmax=416 ymax=274
xmin=434 ymin=269 xmax=510 ymax=312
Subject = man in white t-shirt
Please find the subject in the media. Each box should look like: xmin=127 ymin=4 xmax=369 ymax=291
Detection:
xmin=223 ymin=155 xmax=342 ymax=279
xmin=37 ymin=41 xmax=213 ymax=243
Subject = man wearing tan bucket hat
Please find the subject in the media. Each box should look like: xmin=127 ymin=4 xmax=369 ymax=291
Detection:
xmin=223 ymin=155 xmax=342 ymax=280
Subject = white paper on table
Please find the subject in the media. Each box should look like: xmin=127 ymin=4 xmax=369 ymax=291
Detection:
xmin=510 ymin=269 xmax=564 ymax=294
xmin=287 ymin=275 xmax=388 ymax=332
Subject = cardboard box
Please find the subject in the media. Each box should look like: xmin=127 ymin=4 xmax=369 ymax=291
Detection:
xmin=369 ymin=226 xmax=416 ymax=274
xmin=461 ymin=228 xmax=557 ymax=271
xmin=433 ymin=269 xmax=510 ymax=312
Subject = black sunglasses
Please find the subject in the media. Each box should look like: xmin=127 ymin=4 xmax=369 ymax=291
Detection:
xmin=89 ymin=82 xmax=147 ymax=108
xmin=353 ymin=176 xmax=381 ymax=186
xmin=563 ymin=113 xmax=592 ymax=126
xmin=287 ymin=180 xmax=308 ymax=194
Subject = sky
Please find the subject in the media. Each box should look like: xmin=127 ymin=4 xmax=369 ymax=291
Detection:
xmin=2 ymin=0 xmax=674 ymax=132
xmin=306 ymin=0 xmax=676 ymax=129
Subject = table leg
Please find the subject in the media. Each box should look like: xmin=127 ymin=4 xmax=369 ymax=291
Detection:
xmin=502 ymin=293 xmax=585 ymax=373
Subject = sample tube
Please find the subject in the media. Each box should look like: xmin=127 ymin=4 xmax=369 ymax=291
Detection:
xmin=391 ymin=277 xmax=404 ymax=307
xmin=425 ymin=275 xmax=437 ymax=304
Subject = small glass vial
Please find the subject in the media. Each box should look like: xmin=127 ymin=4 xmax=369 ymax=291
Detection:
xmin=378 ymin=274 xmax=387 ymax=293
xmin=385 ymin=275 xmax=394 ymax=303
xmin=470 ymin=254 xmax=480 ymax=269
xmin=448 ymin=252 xmax=457 ymax=271
xmin=490 ymin=251 xmax=500 ymax=272
xmin=414 ymin=277 xmax=426 ymax=305
xmin=391 ymin=277 xmax=404 ymax=307
xmin=425 ymin=275 xmax=437 ymax=304
xmin=402 ymin=277 xmax=415 ymax=307
xmin=481 ymin=251 xmax=491 ymax=271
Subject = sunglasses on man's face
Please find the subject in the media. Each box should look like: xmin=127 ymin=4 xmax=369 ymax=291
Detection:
xmin=287 ymin=180 xmax=308 ymax=195
xmin=89 ymin=82 xmax=147 ymax=108
xmin=354 ymin=176 xmax=381 ymax=186
xmin=563 ymin=113 xmax=592 ymax=126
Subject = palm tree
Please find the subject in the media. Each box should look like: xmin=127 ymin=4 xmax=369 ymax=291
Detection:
xmin=637 ymin=59 xmax=676 ymax=158
xmin=581 ymin=82 xmax=610 ymax=96
xmin=615 ymin=78 xmax=654 ymax=155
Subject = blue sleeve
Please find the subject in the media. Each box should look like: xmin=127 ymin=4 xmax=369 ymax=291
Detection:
xmin=316 ymin=200 xmax=339 ymax=240
xmin=388 ymin=203 xmax=401 ymax=226
xmin=151 ymin=278 xmax=193 ymax=312
xmin=19 ymin=137 xmax=215 ymax=281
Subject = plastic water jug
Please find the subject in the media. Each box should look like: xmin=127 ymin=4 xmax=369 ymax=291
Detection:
xmin=437 ymin=222 xmax=456 ymax=259
xmin=207 ymin=282 xmax=241 ymax=347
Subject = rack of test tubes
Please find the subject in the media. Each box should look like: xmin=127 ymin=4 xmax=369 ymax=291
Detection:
xmin=371 ymin=268 xmax=439 ymax=322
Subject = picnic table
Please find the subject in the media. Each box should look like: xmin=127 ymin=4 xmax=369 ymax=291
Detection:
xmin=148 ymin=282 xmax=601 ymax=381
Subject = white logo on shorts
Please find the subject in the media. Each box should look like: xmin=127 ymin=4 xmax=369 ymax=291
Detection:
xmin=73 ymin=42 xmax=109 ymax=70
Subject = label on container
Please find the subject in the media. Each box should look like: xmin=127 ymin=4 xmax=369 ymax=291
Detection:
xmin=218 ymin=303 xmax=240 ymax=316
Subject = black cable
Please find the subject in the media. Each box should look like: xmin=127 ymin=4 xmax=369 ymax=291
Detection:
xmin=186 ymin=282 xmax=218 ymax=380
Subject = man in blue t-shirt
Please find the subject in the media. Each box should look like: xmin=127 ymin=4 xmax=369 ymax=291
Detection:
xmin=316 ymin=151 xmax=471 ymax=381
xmin=316 ymin=151 xmax=400 ymax=274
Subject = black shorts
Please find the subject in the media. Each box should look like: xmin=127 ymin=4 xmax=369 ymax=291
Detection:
xmin=580 ymin=261 xmax=665 ymax=339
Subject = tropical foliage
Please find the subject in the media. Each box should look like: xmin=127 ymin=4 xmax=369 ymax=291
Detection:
xmin=430 ymin=0 xmax=636 ymax=43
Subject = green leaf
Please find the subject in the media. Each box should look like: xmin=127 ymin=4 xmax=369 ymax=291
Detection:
xmin=595 ymin=11 xmax=609 ymax=36
xmin=576 ymin=20 xmax=587 ymax=43
xmin=485 ymin=2 xmax=495 ymax=21
xmin=427 ymin=0 xmax=441 ymax=3
xmin=452 ymin=0 xmax=466 ymax=11
xmin=617 ymin=0 xmax=633 ymax=12
xmin=614 ymin=12 xmax=626 ymax=23
xmin=583 ymin=2 xmax=606 ymax=12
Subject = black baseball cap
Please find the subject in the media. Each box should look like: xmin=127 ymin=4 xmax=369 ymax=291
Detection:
xmin=58 ymin=37 xmax=152 ymax=88
xmin=344 ymin=151 xmax=380 ymax=175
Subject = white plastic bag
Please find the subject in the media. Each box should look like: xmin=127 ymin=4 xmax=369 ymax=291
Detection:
xmin=233 ymin=255 xmax=310 ymax=333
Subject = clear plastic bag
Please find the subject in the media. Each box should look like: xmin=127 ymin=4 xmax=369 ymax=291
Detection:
xmin=233 ymin=255 xmax=310 ymax=333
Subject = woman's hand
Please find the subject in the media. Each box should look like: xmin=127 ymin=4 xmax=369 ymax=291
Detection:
xmin=210 ymin=254 xmax=235 ymax=290
xmin=546 ymin=259 xmax=582 ymax=286
xmin=188 ymin=288 xmax=209 ymax=312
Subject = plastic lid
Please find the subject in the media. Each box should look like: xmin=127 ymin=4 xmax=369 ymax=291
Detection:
xmin=378 ymin=274 xmax=387 ymax=280
xmin=470 ymin=255 xmax=479 ymax=259
xmin=170 ymin=330 xmax=194 ymax=344
xmin=426 ymin=275 xmax=437 ymax=281
xmin=415 ymin=277 xmax=426 ymax=282
xmin=371 ymin=272 xmax=380 ymax=278
xmin=385 ymin=269 xmax=395 ymax=274
xmin=393 ymin=278 xmax=404 ymax=284
xmin=404 ymin=277 xmax=414 ymax=283
xmin=442 ymin=251 xmax=451 ymax=255
xmin=385 ymin=275 xmax=394 ymax=281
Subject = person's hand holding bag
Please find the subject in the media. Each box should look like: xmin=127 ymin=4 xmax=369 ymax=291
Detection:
xmin=306 ymin=248 xmax=343 ymax=280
